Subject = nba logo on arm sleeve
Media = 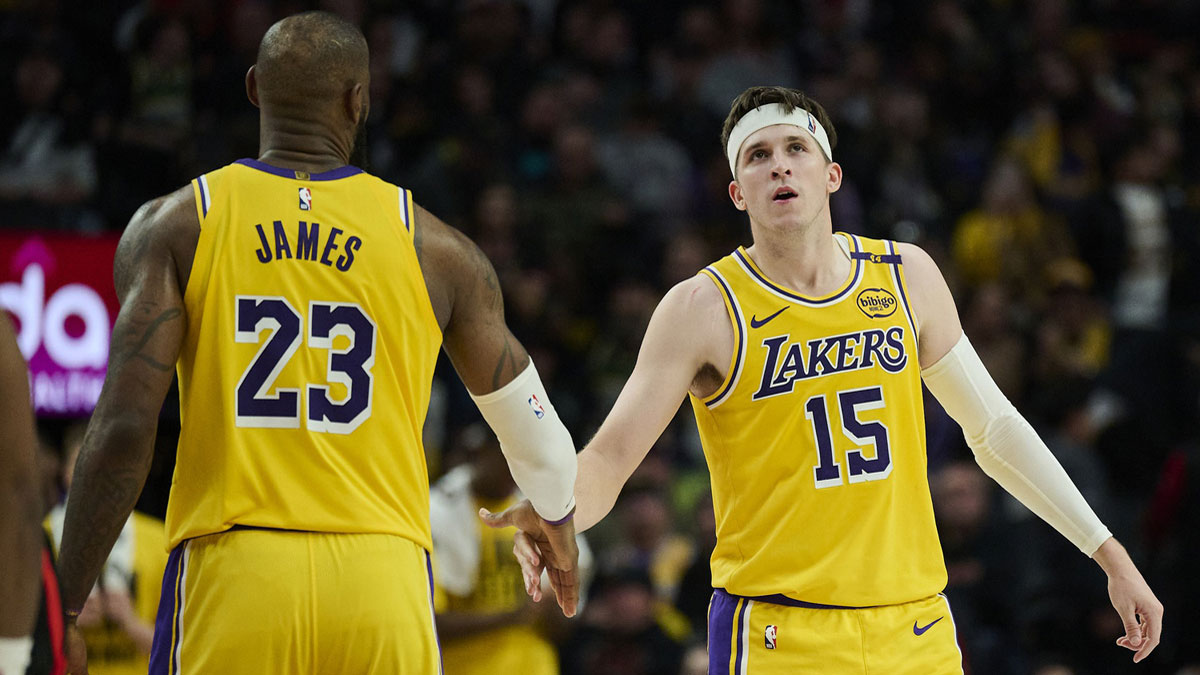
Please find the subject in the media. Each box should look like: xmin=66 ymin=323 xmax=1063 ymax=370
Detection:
xmin=528 ymin=394 xmax=545 ymax=419
xmin=765 ymin=624 xmax=777 ymax=649
xmin=299 ymin=187 xmax=313 ymax=211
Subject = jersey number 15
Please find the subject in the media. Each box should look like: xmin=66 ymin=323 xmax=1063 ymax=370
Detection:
xmin=234 ymin=295 xmax=376 ymax=434
xmin=804 ymin=386 xmax=893 ymax=488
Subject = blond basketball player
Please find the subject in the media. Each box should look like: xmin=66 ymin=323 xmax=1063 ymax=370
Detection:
xmin=485 ymin=86 xmax=1163 ymax=673
xmin=56 ymin=12 xmax=579 ymax=675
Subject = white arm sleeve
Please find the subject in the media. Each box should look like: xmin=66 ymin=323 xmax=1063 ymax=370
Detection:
xmin=470 ymin=362 xmax=578 ymax=522
xmin=921 ymin=334 xmax=1112 ymax=556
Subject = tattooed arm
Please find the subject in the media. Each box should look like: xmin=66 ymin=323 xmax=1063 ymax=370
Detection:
xmin=413 ymin=203 xmax=529 ymax=392
xmin=58 ymin=186 xmax=196 ymax=671
xmin=414 ymin=204 xmax=580 ymax=617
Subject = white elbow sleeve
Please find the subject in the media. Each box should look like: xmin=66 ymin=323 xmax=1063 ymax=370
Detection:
xmin=922 ymin=335 xmax=1111 ymax=556
xmin=470 ymin=362 xmax=577 ymax=522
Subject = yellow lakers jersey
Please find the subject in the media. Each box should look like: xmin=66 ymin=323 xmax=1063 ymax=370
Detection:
xmin=689 ymin=233 xmax=946 ymax=607
xmin=169 ymin=159 xmax=441 ymax=550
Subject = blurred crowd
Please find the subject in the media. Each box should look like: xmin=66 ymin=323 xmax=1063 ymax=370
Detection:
xmin=6 ymin=0 xmax=1200 ymax=673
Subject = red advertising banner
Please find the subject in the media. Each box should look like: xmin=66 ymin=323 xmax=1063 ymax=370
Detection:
xmin=1 ymin=231 xmax=121 ymax=417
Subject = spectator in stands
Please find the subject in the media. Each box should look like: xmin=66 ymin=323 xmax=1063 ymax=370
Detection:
xmin=0 ymin=46 xmax=97 ymax=229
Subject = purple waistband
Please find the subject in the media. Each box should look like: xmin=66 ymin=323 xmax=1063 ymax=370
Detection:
xmin=714 ymin=587 xmax=880 ymax=610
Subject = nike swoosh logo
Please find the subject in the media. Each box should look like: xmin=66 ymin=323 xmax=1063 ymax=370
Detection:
xmin=913 ymin=617 xmax=943 ymax=636
xmin=749 ymin=306 xmax=789 ymax=329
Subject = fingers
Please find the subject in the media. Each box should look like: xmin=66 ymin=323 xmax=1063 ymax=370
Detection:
xmin=512 ymin=530 xmax=541 ymax=569
xmin=547 ymin=564 xmax=580 ymax=618
xmin=1115 ymin=602 xmax=1143 ymax=651
xmin=479 ymin=506 xmax=512 ymax=529
xmin=1133 ymin=602 xmax=1164 ymax=663
xmin=512 ymin=531 xmax=545 ymax=602
xmin=1113 ymin=606 xmax=1164 ymax=663
xmin=536 ymin=520 xmax=580 ymax=617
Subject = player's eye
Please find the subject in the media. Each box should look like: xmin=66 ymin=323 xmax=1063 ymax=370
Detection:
xmin=791 ymin=143 xmax=805 ymax=152
xmin=751 ymin=149 xmax=768 ymax=160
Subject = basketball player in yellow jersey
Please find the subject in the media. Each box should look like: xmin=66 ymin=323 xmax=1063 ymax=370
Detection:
xmin=57 ymin=12 xmax=582 ymax=675
xmin=486 ymin=85 xmax=1164 ymax=673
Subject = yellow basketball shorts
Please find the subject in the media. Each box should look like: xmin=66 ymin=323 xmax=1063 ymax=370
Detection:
xmin=708 ymin=589 xmax=963 ymax=674
xmin=148 ymin=527 xmax=441 ymax=674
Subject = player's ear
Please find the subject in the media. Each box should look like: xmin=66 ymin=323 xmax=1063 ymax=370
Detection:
xmin=826 ymin=161 xmax=842 ymax=195
xmin=728 ymin=179 xmax=747 ymax=211
xmin=346 ymin=83 xmax=367 ymax=126
xmin=246 ymin=66 xmax=260 ymax=108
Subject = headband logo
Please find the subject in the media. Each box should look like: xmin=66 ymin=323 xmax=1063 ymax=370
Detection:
xmin=808 ymin=112 xmax=816 ymax=133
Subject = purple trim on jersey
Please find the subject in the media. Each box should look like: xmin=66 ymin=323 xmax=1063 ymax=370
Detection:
xmin=403 ymin=188 xmax=413 ymax=232
xmin=886 ymin=240 xmax=918 ymax=337
xmin=734 ymin=234 xmax=862 ymax=304
xmin=851 ymin=251 xmax=903 ymax=264
xmin=235 ymin=158 xmax=364 ymax=181
xmin=542 ymin=506 xmax=575 ymax=526
xmin=426 ymin=552 xmax=445 ymax=674
xmin=708 ymin=589 xmax=738 ymax=675
xmin=149 ymin=544 xmax=184 ymax=675
xmin=703 ymin=267 xmax=744 ymax=407
xmin=195 ymin=176 xmax=209 ymax=217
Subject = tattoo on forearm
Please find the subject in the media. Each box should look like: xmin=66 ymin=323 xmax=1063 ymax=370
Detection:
xmin=57 ymin=438 xmax=153 ymax=609
xmin=111 ymin=305 xmax=182 ymax=372
xmin=492 ymin=337 xmax=519 ymax=389
xmin=468 ymin=241 xmax=503 ymax=311
xmin=482 ymin=265 xmax=502 ymax=310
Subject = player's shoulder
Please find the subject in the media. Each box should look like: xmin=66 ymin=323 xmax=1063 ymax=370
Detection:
xmin=123 ymin=184 xmax=199 ymax=254
xmin=120 ymin=183 xmax=196 ymax=252
xmin=893 ymin=240 xmax=945 ymax=290
xmin=115 ymin=184 xmax=200 ymax=292
xmin=127 ymin=183 xmax=198 ymax=236
xmin=662 ymin=273 xmax=726 ymax=313
xmin=651 ymin=273 xmax=729 ymax=336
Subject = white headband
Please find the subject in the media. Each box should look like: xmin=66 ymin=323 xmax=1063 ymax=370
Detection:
xmin=726 ymin=103 xmax=832 ymax=176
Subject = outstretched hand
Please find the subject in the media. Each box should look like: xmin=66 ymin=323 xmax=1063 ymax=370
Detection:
xmin=480 ymin=500 xmax=580 ymax=617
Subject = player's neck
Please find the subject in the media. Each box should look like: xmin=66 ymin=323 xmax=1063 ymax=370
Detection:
xmin=744 ymin=219 xmax=850 ymax=296
xmin=258 ymin=117 xmax=352 ymax=174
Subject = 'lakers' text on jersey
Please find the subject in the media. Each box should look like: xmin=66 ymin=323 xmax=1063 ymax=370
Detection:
xmin=169 ymin=159 xmax=441 ymax=550
xmin=689 ymin=234 xmax=946 ymax=608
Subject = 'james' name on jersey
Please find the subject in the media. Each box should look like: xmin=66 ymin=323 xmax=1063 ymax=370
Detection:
xmin=251 ymin=219 xmax=362 ymax=271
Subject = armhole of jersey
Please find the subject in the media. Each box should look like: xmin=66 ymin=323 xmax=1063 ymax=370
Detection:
xmin=886 ymin=240 xmax=919 ymax=340
xmin=192 ymin=174 xmax=212 ymax=225
xmin=397 ymin=187 xmax=415 ymax=240
xmin=698 ymin=267 xmax=746 ymax=409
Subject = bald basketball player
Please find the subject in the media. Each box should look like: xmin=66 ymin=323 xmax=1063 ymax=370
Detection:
xmin=57 ymin=12 xmax=579 ymax=674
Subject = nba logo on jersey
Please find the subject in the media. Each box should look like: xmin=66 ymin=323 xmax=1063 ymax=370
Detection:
xmin=528 ymin=394 xmax=545 ymax=419
xmin=765 ymin=624 xmax=778 ymax=649
xmin=298 ymin=187 xmax=313 ymax=211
